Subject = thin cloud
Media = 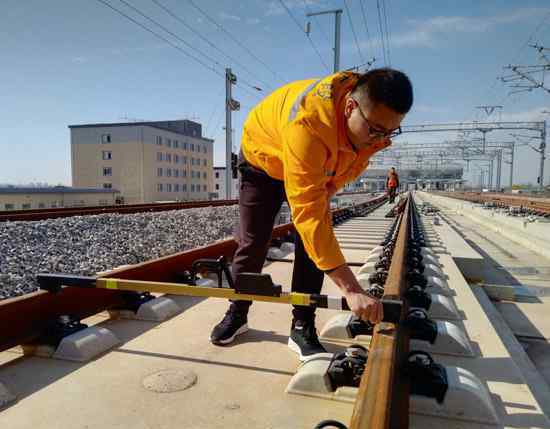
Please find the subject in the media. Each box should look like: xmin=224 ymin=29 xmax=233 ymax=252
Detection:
xmin=499 ymin=106 xmax=550 ymax=122
xmin=349 ymin=7 xmax=550 ymax=51
xmin=392 ymin=7 xmax=550 ymax=48
xmin=72 ymin=56 xmax=89 ymax=64
xmin=219 ymin=12 xmax=241 ymax=22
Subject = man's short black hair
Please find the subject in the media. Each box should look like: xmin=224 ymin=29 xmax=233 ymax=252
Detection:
xmin=351 ymin=68 xmax=413 ymax=114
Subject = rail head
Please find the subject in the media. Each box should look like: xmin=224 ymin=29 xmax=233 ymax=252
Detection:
xmin=350 ymin=196 xmax=412 ymax=429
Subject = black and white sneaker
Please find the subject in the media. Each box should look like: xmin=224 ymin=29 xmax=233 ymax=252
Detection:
xmin=210 ymin=309 xmax=249 ymax=345
xmin=288 ymin=319 xmax=328 ymax=361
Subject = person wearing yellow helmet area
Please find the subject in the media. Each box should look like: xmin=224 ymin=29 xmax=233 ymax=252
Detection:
xmin=211 ymin=68 xmax=413 ymax=361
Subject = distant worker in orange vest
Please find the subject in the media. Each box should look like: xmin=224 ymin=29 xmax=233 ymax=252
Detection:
xmin=210 ymin=68 xmax=413 ymax=361
xmin=386 ymin=167 xmax=400 ymax=203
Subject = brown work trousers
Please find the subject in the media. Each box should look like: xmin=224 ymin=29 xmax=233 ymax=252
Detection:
xmin=230 ymin=152 xmax=324 ymax=321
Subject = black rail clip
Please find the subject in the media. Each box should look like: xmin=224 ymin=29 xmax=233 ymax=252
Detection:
xmin=406 ymin=351 xmax=448 ymax=404
xmin=41 ymin=315 xmax=88 ymax=348
xmin=404 ymin=309 xmax=438 ymax=344
xmin=347 ymin=316 xmax=374 ymax=337
xmin=234 ymin=272 xmax=282 ymax=297
xmin=326 ymin=345 xmax=368 ymax=391
xmin=405 ymin=285 xmax=432 ymax=310
xmin=116 ymin=291 xmax=155 ymax=313
xmin=191 ymin=256 xmax=234 ymax=288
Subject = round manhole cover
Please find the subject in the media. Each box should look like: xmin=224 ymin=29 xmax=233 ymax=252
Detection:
xmin=142 ymin=369 xmax=197 ymax=393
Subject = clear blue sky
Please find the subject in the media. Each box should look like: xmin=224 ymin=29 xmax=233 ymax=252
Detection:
xmin=1 ymin=0 xmax=549 ymax=186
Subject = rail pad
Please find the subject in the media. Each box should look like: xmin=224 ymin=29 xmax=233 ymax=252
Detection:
xmin=285 ymin=355 xmax=357 ymax=403
xmin=320 ymin=315 xmax=474 ymax=357
xmin=23 ymin=326 xmax=120 ymax=362
xmin=108 ymin=296 xmax=181 ymax=322
xmin=411 ymin=365 xmax=499 ymax=425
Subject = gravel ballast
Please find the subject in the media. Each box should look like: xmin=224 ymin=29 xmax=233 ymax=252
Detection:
xmin=0 ymin=206 xmax=239 ymax=300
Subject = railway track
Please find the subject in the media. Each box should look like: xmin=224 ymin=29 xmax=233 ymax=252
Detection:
xmin=437 ymin=191 xmax=550 ymax=216
xmin=0 ymin=199 xmax=239 ymax=222
xmin=2 ymin=193 xmax=534 ymax=428
xmin=0 ymin=191 xmax=378 ymax=223
xmin=0 ymin=195 xmax=387 ymax=353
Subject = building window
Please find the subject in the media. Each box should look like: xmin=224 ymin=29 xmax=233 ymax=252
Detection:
xmin=50 ymin=202 xmax=57 ymax=208
xmin=101 ymin=134 xmax=111 ymax=144
xmin=156 ymin=136 xmax=162 ymax=145
xmin=103 ymin=183 xmax=112 ymax=189
xmin=102 ymin=151 xmax=112 ymax=160
xmin=166 ymin=138 xmax=172 ymax=148
xmin=203 ymin=146 xmax=207 ymax=154
xmin=183 ymin=156 xmax=188 ymax=164
xmin=166 ymin=153 xmax=172 ymax=163
xmin=4 ymin=203 xmax=14 ymax=210
xmin=183 ymin=170 xmax=187 ymax=177
xmin=174 ymin=140 xmax=179 ymax=148
xmin=215 ymin=171 xmax=219 ymax=179
xmin=203 ymin=159 xmax=207 ymax=166
xmin=191 ymin=184 xmax=195 ymax=192
xmin=174 ymin=154 xmax=179 ymax=164
xmin=174 ymin=169 xmax=179 ymax=178
xmin=166 ymin=168 xmax=172 ymax=177
xmin=157 ymin=167 xmax=163 ymax=177
xmin=203 ymin=172 xmax=207 ymax=179
xmin=167 ymin=183 xmax=172 ymax=192
xmin=103 ymin=167 xmax=112 ymax=176
xmin=38 ymin=203 xmax=45 ymax=208
xmin=158 ymin=183 xmax=163 ymax=192
xmin=191 ymin=143 xmax=195 ymax=152
xmin=183 ymin=184 xmax=187 ymax=191
xmin=183 ymin=142 xmax=188 ymax=150
xmin=157 ymin=152 xmax=163 ymax=162
xmin=215 ymin=184 xmax=219 ymax=190
xmin=174 ymin=184 xmax=180 ymax=192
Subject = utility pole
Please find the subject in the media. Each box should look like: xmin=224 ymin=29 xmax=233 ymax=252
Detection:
xmin=225 ymin=68 xmax=239 ymax=199
xmin=510 ymin=142 xmax=515 ymax=190
xmin=540 ymin=123 xmax=547 ymax=190
xmin=496 ymin=149 xmax=502 ymax=191
xmin=306 ymin=9 xmax=343 ymax=72
xmin=490 ymin=159 xmax=494 ymax=190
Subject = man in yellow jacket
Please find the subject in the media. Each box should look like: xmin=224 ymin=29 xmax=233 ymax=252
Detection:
xmin=211 ymin=68 xmax=413 ymax=361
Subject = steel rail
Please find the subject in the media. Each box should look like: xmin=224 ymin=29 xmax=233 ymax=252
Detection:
xmin=0 ymin=191 xmax=380 ymax=222
xmin=437 ymin=191 xmax=550 ymax=214
xmin=0 ymin=196 xmax=386 ymax=352
xmin=350 ymin=195 xmax=411 ymax=429
xmin=0 ymin=199 xmax=239 ymax=222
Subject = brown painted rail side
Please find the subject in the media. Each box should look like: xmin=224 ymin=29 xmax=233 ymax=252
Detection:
xmin=0 ymin=199 xmax=239 ymax=222
xmin=350 ymin=195 xmax=411 ymax=429
xmin=0 ymin=222 xmax=293 ymax=352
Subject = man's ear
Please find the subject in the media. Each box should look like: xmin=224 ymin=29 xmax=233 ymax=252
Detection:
xmin=343 ymin=97 xmax=354 ymax=118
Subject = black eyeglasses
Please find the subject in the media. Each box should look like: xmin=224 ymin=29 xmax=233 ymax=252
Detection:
xmin=352 ymin=98 xmax=402 ymax=139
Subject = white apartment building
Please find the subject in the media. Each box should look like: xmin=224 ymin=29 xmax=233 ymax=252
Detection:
xmin=213 ymin=167 xmax=239 ymax=200
xmin=70 ymin=119 xmax=214 ymax=204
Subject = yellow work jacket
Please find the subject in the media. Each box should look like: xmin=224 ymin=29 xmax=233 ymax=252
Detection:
xmin=241 ymin=72 xmax=391 ymax=271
